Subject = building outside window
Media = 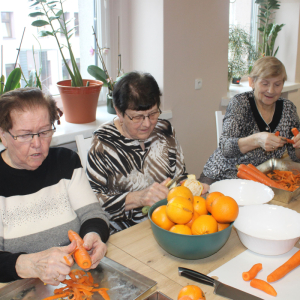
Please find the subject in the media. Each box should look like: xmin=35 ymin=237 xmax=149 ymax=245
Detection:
xmin=1 ymin=12 xmax=13 ymax=39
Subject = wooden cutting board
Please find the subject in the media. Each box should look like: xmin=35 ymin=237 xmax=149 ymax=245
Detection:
xmin=208 ymin=247 xmax=300 ymax=300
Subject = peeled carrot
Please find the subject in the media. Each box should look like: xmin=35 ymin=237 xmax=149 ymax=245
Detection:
xmin=242 ymin=263 xmax=262 ymax=281
xmin=292 ymin=128 xmax=299 ymax=136
xmin=275 ymin=131 xmax=280 ymax=136
xmin=237 ymin=170 xmax=260 ymax=183
xmin=238 ymin=164 xmax=288 ymax=191
xmin=43 ymin=292 xmax=69 ymax=300
xmin=250 ymin=279 xmax=277 ymax=296
xmin=267 ymin=250 xmax=300 ymax=283
xmin=68 ymin=230 xmax=92 ymax=269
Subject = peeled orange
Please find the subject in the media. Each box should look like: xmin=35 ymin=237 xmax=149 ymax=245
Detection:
xmin=191 ymin=215 xmax=218 ymax=235
xmin=182 ymin=179 xmax=203 ymax=196
xmin=166 ymin=196 xmax=193 ymax=224
xmin=167 ymin=186 xmax=194 ymax=203
xmin=151 ymin=205 xmax=175 ymax=230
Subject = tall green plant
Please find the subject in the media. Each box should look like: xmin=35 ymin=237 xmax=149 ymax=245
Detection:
xmin=0 ymin=68 xmax=22 ymax=96
xmin=28 ymin=0 xmax=84 ymax=87
xmin=255 ymin=0 xmax=285 ymax=56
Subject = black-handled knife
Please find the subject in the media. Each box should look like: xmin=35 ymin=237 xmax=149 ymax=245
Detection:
xmin=178 ymin=267 xmax=264 ymax=300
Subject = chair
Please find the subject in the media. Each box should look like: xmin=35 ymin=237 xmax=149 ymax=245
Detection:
xmin=215 ymin=111 xmax=225 ymax=145
xmin=75 ymin=135 xmax=93 ymax=170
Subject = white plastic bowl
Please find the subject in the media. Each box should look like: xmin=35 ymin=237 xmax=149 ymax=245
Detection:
xmin=209 ymin=179 xmax=274 ymax=206
xmin=234 ymin=204 xmax=300 ymax=255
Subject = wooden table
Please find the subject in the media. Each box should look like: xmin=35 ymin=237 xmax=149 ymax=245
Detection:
xmin=105 ymin=197 xmax=300 ymax=300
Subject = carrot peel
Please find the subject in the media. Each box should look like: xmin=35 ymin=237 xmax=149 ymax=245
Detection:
xmin=242 ymin=263 xmax=262 ymax=281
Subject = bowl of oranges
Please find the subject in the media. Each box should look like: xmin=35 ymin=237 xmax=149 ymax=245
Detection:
xmin=149 ymin=187 xmax=239 ymax=259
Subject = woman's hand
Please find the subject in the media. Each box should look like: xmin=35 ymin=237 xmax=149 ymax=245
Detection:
xmin=15 ymin=241 xmax=77 ymax=285
xmin=82 ymin=232 xmax=107 ymax=270
xmin=238 ymin=132 xmax=286 ymax=153
xmin=125 ymin=178 xmax=170 ymax=210
xmin=201 ymin=183 xmax=210 ymax=195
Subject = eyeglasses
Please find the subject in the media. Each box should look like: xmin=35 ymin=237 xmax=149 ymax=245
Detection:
xmin=7 ymin=124 xmax=56 ymax=143
xmin=125 ymin=108 xmax=161 ymax=124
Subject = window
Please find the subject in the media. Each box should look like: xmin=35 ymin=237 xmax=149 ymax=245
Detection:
xmin=1 ymin=12 xmax=13 ymax=38
xmin=1 ymin=0 xmax=98 ymax=102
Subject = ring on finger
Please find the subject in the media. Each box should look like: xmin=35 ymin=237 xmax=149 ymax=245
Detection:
xmin=272 ymin=146 xmax=275 ymax=149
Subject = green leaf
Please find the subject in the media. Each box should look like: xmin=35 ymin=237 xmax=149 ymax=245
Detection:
xmin=31 ymin=20 xmax=49 ymax=27
xmin=28 ymin=70 xmax=36 ymax=87
xmin=49 ymin=16 xmax=60 ymax=22
xmin=56 ymin=10 xmax=63 ymax=17
xmin=38 ymin=30 xmax=53 ymax=37
xmin=28 ymin=12 xmax=45 ymax=17
xmin=30 ymin=1 xmax=40 ymax=7
xmin=87 ymin=65 xmax=108 ymax=86
xmin=3 ymin=68 xmax=21 ymax=93
xmin=47 ymin=1 xmax=58 ymax=3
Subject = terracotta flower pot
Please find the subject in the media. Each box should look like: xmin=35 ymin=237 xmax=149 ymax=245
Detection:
xmin=57 ymin=79 xmax=103 ymax=124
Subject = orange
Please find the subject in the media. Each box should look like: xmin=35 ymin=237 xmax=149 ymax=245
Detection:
xmin=205 ymin=191 xmax=224 ymax=213
xmin=185 ymin=211 xmax=199 ymax=228
xmin=169 ymin=224 xmax=192 ymax=235
xmin=178 ymin=285 xmax=206 ymax=300
xmin=218 ymin=222 xmax=230 ymax=231
xmin=151 ymin=205 xmax=175 ymax=230
xmin=178 ymin=297 xmax=192 ymax=300
xmin=167 ymin=186 xmax=194 ymax=203
xmin=193 ymin=196 xmax=208 ymax=216
xmin=191 ymin=215 xmax=218 ymax=235
xmin=211 ymin=196 xmax=239 ymax=223
xmin=166 ymin=196 xmax=194 ymax=224
xmin=182 ymin=179 xmax=203 ymax=196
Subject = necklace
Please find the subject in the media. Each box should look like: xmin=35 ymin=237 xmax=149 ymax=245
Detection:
xmin=255 ymin=99 xmax=276 ymax=132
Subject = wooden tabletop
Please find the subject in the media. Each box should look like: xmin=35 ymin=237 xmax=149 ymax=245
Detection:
xmin=106 ymin=197 xmax=300 ymax=300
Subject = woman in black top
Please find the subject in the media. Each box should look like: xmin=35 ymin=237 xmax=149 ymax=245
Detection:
xmin=200 ymin=56 xmax=300 ymax=184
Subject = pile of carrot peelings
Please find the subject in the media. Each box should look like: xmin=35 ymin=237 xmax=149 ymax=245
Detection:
xmin=266 ymin=169 xmax=300 ymax=192
xmin=43 ymin=269 xmax=110 ymax=300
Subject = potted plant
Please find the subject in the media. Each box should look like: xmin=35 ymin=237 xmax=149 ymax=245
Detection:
xmin=255 ymin=0 xmax=285 ymax=57
xmin=228 ymin=25 xmax=259 ymax=87
xmin=87 ymin=27 xmax=125 ymax=115
xmin=28 ymin=0 xmax=103 ymax=124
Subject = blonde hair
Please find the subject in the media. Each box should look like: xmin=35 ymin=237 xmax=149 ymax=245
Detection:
xmin=249 ymin=56 xmax=287 ymax=83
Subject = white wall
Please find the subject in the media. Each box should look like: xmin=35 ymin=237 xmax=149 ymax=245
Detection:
xmin=111 ymin=0 xmax=229 ymax=176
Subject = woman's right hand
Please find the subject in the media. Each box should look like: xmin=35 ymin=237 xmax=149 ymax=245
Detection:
xmin=239 ymin=132 xmax=286 ymax=153
xmin=125 ymin=178 xmax=170 ymax=210
xmin=15 ymin=240 xmax=77 ymax=285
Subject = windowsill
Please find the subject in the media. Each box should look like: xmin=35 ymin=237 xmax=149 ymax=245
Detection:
xmin=0 ymin=106 xmax=173 ymax=151
xmin=221 ymin=81 xmax=300 ymax=106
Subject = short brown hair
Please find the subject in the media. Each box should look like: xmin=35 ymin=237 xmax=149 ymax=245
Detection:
xmin=0 ymin=88 xmax=59 ymax=131
xmin=249 ymin=56 xmax=287 ymax=83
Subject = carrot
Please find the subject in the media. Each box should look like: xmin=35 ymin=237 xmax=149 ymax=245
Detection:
xmin=242 ymin=263 xmax=262 ymax=281
xmin=267 ymin=250 xmax=300 ymax=283
xmin=238 ymin=164 xmax=288 ymax=190
xmin=292 ymin=127 xmax=299 ymax=136
xmin=237 ymin=170 xmax=260 ymax=183
xmin=43 ymin=269 xmax=110 ymax=300
xmin=275 ymin=131 xmax=280 ymax=136
xmin=250 ymin=279 xmax=277 ymax=296
xmin=266 ymin=169 xmax=300 ymax=192
xmin=68 ymin=230 xmax=92 ymax=269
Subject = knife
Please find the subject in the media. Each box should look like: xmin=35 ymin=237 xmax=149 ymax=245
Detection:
xmin=178 ymin=267 xmax=264 ymax=300
xmin=165 ymin=174 xmax=186 ymax=189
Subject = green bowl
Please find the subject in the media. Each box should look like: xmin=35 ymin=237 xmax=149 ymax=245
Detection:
xmin=148 ymin=199 xmax=233 ymax=260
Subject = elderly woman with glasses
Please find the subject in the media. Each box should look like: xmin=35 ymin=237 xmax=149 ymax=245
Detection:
xmin=0 ymin=88 xmax=109 ymax=284
xmin=87 ymin=72 xmax=208 ymax=234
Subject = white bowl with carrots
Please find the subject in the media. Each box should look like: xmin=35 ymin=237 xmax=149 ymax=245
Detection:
xmin=209 ymin=179 xmax=274 ymax=206
xmin=234 ymin=204 xmax=300 ymax=255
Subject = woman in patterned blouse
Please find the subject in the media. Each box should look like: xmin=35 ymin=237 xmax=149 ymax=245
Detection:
xmin=87 ymin=72 xmax=208 ymax=234
xmin=200 ymin=56 xmax=300 ymax=184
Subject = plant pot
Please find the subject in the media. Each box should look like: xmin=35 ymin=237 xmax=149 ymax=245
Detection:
xmin=57 ymin=79 xmax=103 ymax=124
xmin=232 ymin=77 xmax=241 ymax=84
xmin=107 ymin=93 xmax=116 ymax=115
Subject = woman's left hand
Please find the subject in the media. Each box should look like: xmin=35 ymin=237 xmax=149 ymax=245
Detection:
xmin=82 ymin=232 xmax=107 ymax=270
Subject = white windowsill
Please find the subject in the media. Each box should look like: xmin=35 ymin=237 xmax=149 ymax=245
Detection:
xmin=0 ymin=106 xmax=173 ymax=151
xmin=221 ymin=81 xmax=300 ymax=106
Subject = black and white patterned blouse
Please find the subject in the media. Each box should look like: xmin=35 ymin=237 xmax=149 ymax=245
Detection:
xmin=86 ymin=119 xmax=187 ymax=234
xmin=203 ymin=91 xmax=300 ymax=181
